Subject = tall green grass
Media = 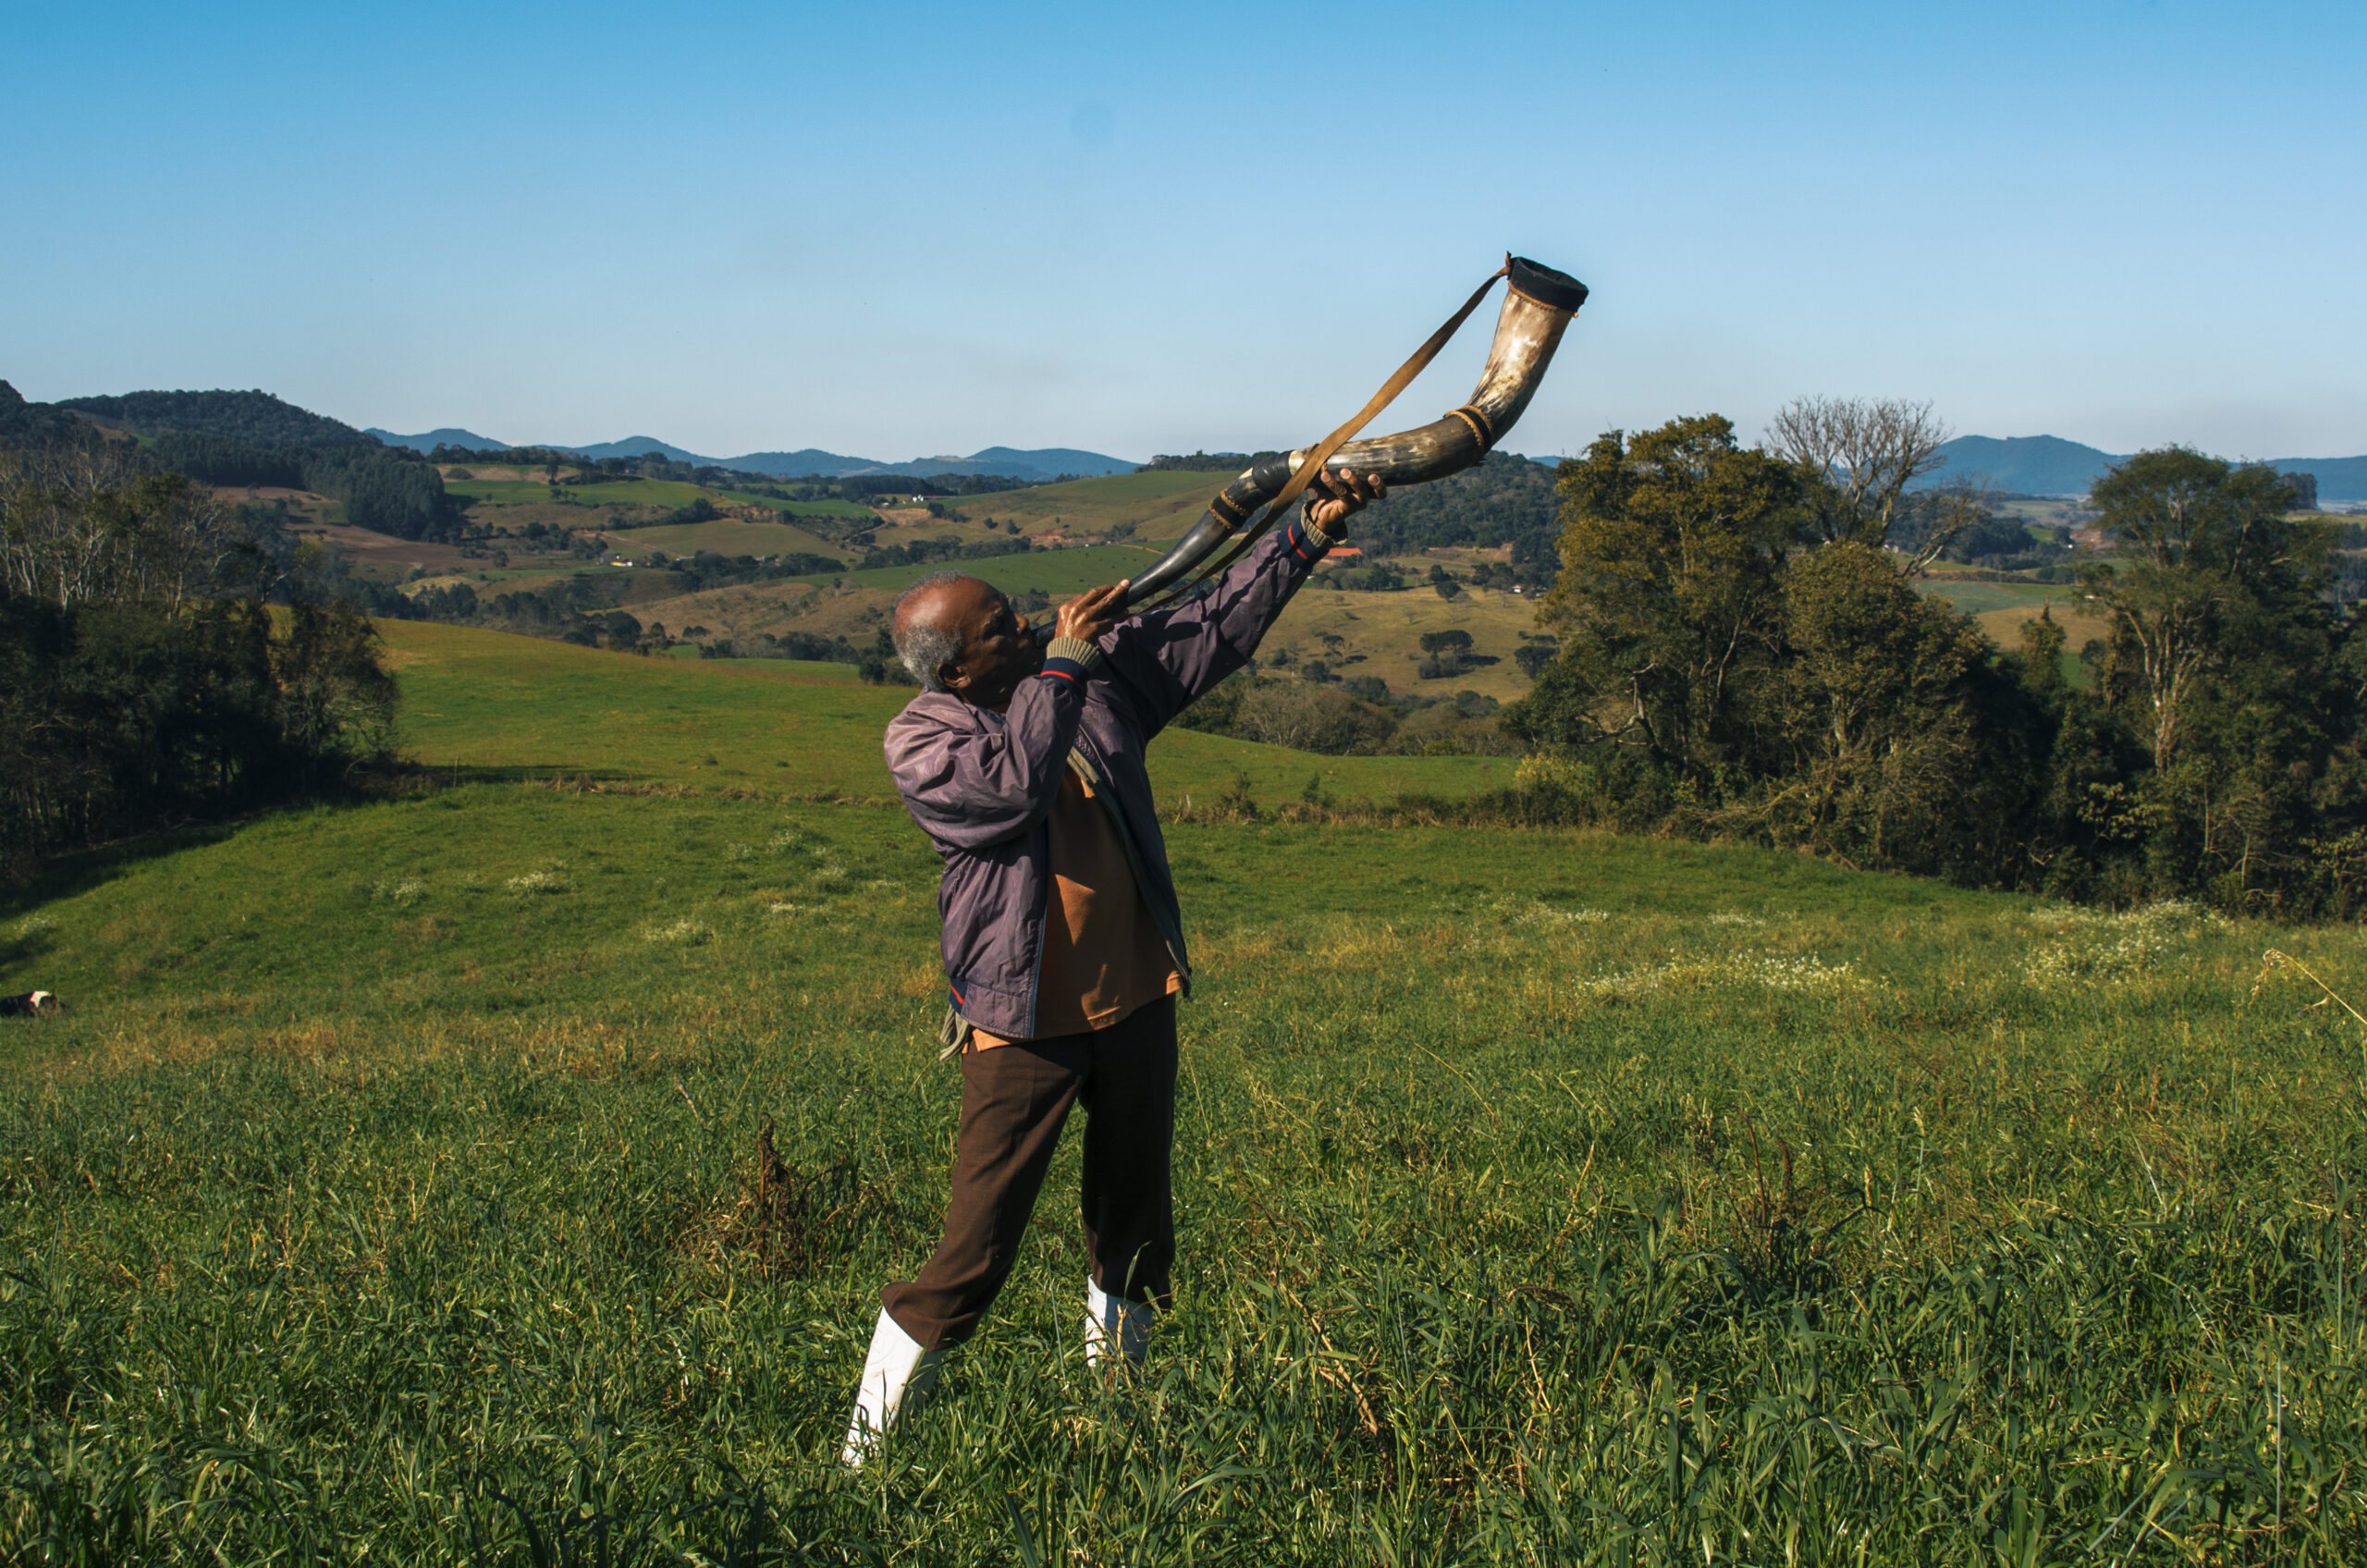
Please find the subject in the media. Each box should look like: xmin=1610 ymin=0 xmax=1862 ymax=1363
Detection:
xmin=3 ymin=643 xmax=2363 ymax=1562
xmin=381 ymin=619 xmax=1522 ymax=804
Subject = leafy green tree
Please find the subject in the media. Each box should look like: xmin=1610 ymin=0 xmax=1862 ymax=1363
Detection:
xmin=2088 ymin=449 xmax=2318 ymax=772
xmin=1230 ymin=680 xmax=1397 ymax=754
xmin=1761 ymin=542 xmax=2030 ymax=872
xmin=1502 ymin=416 xmax=1805 ymax=781
xmin=2079 ymin=448 xmax=2357 ymax=907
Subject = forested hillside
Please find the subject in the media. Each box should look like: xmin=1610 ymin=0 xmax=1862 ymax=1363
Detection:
xmin=55 ymin=388 xmax=379 ymax=448
xmin=25 ymin=386 xmax=467 ymax=542
xmin=0 ymin=393 xmax=399 ymax=874
xmin=1137 ymin=449 xmax=1563 ymax=570
xmin=1351 ymin=451 xmax=1562 ymax=571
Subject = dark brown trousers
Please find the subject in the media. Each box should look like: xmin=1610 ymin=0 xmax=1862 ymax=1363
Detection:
xmin=882 ymin=995 xmax=1177 ymax=1353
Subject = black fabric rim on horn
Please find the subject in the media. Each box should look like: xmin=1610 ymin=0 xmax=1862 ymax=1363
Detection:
xmin=1507 ymin=257 xmax=1587 ymax=312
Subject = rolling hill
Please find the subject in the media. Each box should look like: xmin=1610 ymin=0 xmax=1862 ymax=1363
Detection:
xmin=365 ymin=425 xmax=508 ymax=450
xmin=376 ymin=429 xmax=1141 ymax=481
xmin=1921 ymin=433 xmax=2367 ymax=500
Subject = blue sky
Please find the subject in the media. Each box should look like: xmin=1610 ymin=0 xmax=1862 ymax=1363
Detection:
xmin=5 ymin=0 xmax=2361 ymax=462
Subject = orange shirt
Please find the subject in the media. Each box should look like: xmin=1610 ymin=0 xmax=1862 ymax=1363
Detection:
xmin=970 ymin=765 xmax=1181 ymax=1048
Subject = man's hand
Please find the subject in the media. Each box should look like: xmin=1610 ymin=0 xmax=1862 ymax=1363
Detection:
xmin=1306 ymin=470 xmax=1385 ymax=535
xmin=1055 ymin=581 xmax=1129 ymax=644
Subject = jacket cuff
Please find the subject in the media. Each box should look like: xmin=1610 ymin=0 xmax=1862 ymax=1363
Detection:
xmin=1285 ymin=508 xmax=1342 ymax=566
xmin=1042 ymin=634 xmax=1104 ymax=682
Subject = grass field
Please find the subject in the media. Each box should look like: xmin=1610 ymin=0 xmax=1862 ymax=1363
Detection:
xmin=619 ymin=545 xmax=1187 ymax=654
xmin=3 ymin=619 xmax=2363 ymax=1562
xmin=1917 ymin=578 xmax=2108 ymax=683
xmin=382 ymin=620 xmax=1516 ymax=802
xmin=615 ymin=518 xmax=847 ymax=561
xmin=946 ymin=471 xmax=1221 ymax=543
xmin=709 ymin=489 xmax=876 ymax=523
xmin=1269 ymin=584 xmax=1544 ymax=701
xmin=441 ymin=474 xmax=870 ymax=527
xmin=787 ymin=542 xmax=1171 ymax=596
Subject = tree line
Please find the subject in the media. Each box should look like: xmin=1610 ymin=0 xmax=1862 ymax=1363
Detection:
xmin=156 ymin=432 xmax=462 ymax=541
xmin=1502 ymin=405 xmax=2361 ymax=915
xmin=425 ymin=445 xmax=1052 ymax=505
xmin=55 ymin=388 xmax=380 ymax=449
xmin=0 ymin=432 xmax=398 ymax=875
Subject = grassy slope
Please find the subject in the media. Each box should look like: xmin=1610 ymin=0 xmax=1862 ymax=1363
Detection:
xmin=949 ymin=470 xmax=1220 ymax=542
xmin=786 ymin=541 xmax=1171 ymax=594
xmin=3 ymin=620 xmax=2363 ymax=1560
xmin=606 ymin=516 xmax=846 ymax=560
xmin=620 ymin=544 xmax=1184 ymax=650
xmin=1917 ymin=576 xmax=2110 ymax=683
xmin=381 ymin=619 xmax=1518 ymax=802
xmin=441 ymin=472 xmax=867 ymax=523
xmin=1267 ymin=582 xmax=1544 ymax=701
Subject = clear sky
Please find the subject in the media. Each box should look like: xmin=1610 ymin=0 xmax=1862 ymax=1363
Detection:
xmin=5 ymin=0 xmax=2361 ymax=463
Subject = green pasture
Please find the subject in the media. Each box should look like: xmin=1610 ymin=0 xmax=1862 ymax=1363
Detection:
xmin=3 ymin=616 xmax=2364 ymax=1562
xmin=443 ymin=478 xmax=641 ymax=507
xmin=952 ymin=470 xmax=1219 ymax=542
xmin=1915 ymin=578 xmax=2067 ymax=616
xmin=447 ymin=476 xmax=867 ymax=526
xmin=661 ymin=651 xmax=862 ymax=683
xmin=384 ymin=619 xmax=1516 ymax=802
xmin=615 ymin=518 xmax=845 ymax=561
xmin=783 ymin=541 xmax=1174 ymax=598
xmin=710 ymin=488 xmax=875 ymax=522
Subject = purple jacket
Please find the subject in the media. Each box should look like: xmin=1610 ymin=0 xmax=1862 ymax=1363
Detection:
xmin=884 ymin=514 xmax=1337 ymax=1041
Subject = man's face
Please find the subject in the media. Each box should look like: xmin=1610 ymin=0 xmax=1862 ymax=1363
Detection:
xmin=924 ymin=578 xmax=1039 ymax=710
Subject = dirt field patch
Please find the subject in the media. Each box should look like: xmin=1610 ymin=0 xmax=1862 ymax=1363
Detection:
xmin=294 ymin=524 xmax=484 ymax=578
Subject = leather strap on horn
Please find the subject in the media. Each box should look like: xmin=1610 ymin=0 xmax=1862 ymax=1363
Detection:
xmin=1258 ymin=257 xmax=1511 ymax=527
xmin=1152 ymin=258 xmax=1513 ymax=605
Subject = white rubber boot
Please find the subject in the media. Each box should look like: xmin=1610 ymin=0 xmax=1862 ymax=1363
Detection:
xmin=840 ymin=1309 xmax=944 ymax=1467
xmin=1085 ymin=1277 xmax=1154 ymax=1368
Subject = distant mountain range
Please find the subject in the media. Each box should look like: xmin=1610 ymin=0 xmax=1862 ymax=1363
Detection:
xmin=364 ymin=427 xmax=1138 ymax=483
xmin=23 ymin=387 xmax=2362 ymax=500
xmin=1919 ymin=434 xmax=2367 ymax=501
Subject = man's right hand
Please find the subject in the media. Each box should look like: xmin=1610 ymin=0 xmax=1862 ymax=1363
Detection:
xmin=1054 ymin=581 xmax=1129 ymax=644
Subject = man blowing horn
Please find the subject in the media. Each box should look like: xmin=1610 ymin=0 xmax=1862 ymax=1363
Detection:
xmin=842 ymin=469 xmax=1383 ymax=1464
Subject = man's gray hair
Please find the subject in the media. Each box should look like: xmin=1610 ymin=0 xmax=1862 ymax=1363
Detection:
xmin=892 ymin=570 xmax=971 ymax=692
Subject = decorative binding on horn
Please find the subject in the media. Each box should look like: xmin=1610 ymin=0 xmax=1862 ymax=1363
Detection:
xmin=1208 ymin=490 xmax=1249 ymax=525
xmin=1445 ymin=404 xmax=1496 ymax=451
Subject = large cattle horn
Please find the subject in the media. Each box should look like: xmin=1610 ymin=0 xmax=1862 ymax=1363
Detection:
xmin=1122 ymin=256 xmax=1588 ymax=610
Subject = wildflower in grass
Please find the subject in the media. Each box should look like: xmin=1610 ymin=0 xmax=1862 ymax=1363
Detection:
xmin=13 ymin=913 xmax=58 ymax=941
xmin=724 ymin=842 xmax=755 ymax=863
xmin=506 ymin=867 xmax=572 ymax=895
xmin=2023 ymin=900 xmax=2215 ymax=986
xmin=1732 ymin=950 xmax=1853 ymax=992
xmin=768 ymin=828 xmax=807 ymax=851
xmin=642 ymin=917 xmax=715 ymax=943
xmin=1505 ymin=901 xmax=1609 ymax=926
xmin=392 ymin=879 xmax=427 ymax=906
xmin=1707 ymin=911 xmax=1762 ymax=928
xmin=767 ymin=902 xmax=803 ymax=915
xmin=1576 ymin=949 xmax=1856 ymax=999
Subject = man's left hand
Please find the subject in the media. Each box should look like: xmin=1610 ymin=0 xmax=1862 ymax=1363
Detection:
xmin=1306 ymin=470 xmax=1385 ymax=535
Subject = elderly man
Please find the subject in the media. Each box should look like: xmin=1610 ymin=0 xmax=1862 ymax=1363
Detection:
xmin=841 ymin=470 xmax=1382 ymax=1463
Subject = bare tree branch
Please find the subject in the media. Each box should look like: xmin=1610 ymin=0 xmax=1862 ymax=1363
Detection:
xmin=1765 ymin=396 xmax=1954 ymax=550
